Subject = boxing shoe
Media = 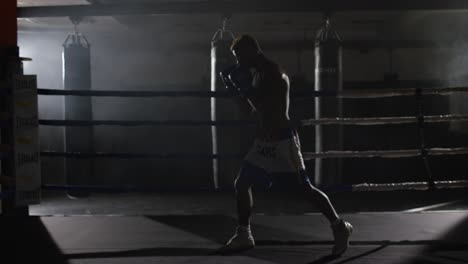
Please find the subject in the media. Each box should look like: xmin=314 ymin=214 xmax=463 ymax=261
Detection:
xmin=331 ymin=219 xmax=353 ymax=256
xmin=217 ymin=225 xmax=255 ymax=254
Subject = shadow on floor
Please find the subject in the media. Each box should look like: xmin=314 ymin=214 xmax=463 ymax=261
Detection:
xmin=1 ymin=216 xmax=69 ymax=263
xmin=146 ymin=214 xmax=317 ymax=244
xmin=406 ymin=214 xmax=468 ymax=264
xmin=65 ymin=247 xmax=214 ymax=259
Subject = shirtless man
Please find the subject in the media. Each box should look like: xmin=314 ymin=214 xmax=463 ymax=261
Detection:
xmin=218 ymin=35 xmax=353 ymax=256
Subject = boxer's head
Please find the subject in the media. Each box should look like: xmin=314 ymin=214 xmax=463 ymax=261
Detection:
xmin=230 ymin=34 xmax=262 ymax=67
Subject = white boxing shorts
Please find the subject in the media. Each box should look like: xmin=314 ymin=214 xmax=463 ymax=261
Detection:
xmin=240 ymin=127 xmax=310 ymax=188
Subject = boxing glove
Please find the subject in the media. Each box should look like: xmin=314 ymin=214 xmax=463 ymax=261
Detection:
xmin=219 ymin=65 xmax=238 ymax=94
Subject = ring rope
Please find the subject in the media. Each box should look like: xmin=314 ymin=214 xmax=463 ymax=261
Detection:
xmin=35 ymin=114 xmax=468 ymax=127
xmin=299 ymin=114 xmax=468 ymax=126
xmin=37 ymin=89 xmax=231 ymax=98
xmin=0 ymin=180 xmax=461 ymax=196
xmin=39 ymin=151 xmax=243 ymax=159
xmin=37 ymin=180 xmax=468 ymax=192
xmin=38 ymin=119 xmax=256 ymax=127
xmin=0 ymin=181 xmax=466 ymax=199
xmin=36 ymin=86 xmax=468 ymax=98
xmin=351 ymin=180 xmax=468 ymax=191
xmin=319 ymin=87 xmax=468 ymax=98
xmin=36 ymin=147 xmax=468 ymax=160
xmin=302 ymin=148 xmax=468 ymax=159
xmin=302 ymin=147 xmax=468 ymax=159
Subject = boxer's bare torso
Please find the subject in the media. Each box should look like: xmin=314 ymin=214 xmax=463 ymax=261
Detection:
xmin=247 ymin=56 xmax=291 ymax=140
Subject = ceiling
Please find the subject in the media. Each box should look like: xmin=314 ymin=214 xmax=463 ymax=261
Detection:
xmin=16 ymin=0 xmax=468 ymax=47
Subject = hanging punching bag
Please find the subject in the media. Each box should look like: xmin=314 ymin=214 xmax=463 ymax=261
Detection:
xmin=314 ymin=17 xmax=343 ymax=188
xmin=210 ymin=20 xmax=237 ymax=189
xmin=63 ymin=33 xmax=93 ymax=198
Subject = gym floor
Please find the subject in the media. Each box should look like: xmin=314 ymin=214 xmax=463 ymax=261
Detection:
xmin=3 ymin=188 xmax=467 ymax=264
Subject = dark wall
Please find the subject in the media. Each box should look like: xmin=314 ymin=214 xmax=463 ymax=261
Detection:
xmin=19 ymin=27 xmax=468 ymax=190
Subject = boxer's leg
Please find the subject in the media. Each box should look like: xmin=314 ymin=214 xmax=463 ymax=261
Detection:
xmin=219 ymin=162 xmax=270 ymax=254
xmin=234 ymin=163 xmax=256 ymax=227
xmin=287 ymin=131 xmax=353 ymax=256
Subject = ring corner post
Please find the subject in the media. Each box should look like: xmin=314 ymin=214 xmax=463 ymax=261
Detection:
xmin=0 ymin=0 xmax=31 ymax=216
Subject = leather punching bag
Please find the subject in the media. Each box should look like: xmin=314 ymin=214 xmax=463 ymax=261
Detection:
xmin=314 ymin=18 xmax=343 ymax=187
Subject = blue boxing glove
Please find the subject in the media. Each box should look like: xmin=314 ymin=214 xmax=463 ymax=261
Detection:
xmin=219 ymin=64 xmax=254 ymax=98
xmin=219 ymin=64 xmax=238 ymax=94
xmin=228 ymin=65 xmax=254 ymax=98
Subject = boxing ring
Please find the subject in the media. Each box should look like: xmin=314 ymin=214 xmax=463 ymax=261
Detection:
xmin=3 ymin=80 xmax=468 ymax=263
xmin=3 ymin=77 xmax=468 ymax=264
xmin=2 ymin=63 xmax=468 ymax=195
xmin=1 ymin=3 xmax=468 ymax=264
xmin=28 ymin=85 xmax=468 ymax=192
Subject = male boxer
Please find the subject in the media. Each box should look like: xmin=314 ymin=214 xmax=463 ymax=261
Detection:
xmin=219 ymin=35 xmax=353 ymax=256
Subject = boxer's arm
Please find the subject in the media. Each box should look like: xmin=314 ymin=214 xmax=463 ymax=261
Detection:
xmin=235 ymin=95 xmax=256 ymax=114
xmin=220 ymin=65 xmax=257 ymax=114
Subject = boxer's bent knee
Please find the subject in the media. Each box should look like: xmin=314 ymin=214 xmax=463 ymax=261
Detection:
xmin=297 ymin=169 xmax=313 ymax=187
